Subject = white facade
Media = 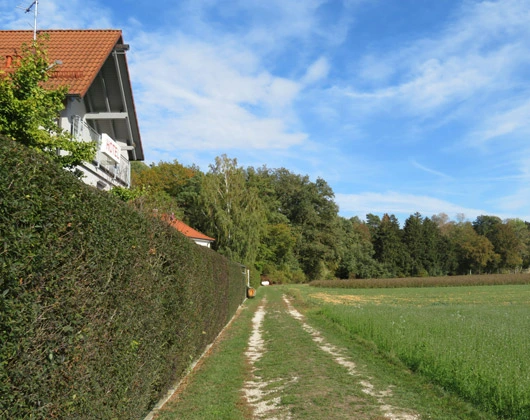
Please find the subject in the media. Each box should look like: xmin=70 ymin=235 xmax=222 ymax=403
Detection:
xmin=57 ymin=41 xmax=143 ymax=190
xmin=192 ymin=238 xmax=213 ymax=248
xmin=60 ymin=108 xmax=132 ymax=190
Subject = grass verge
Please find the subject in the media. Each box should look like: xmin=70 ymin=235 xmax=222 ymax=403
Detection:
xmin=154 ymin=296 xmax=261 ymax=420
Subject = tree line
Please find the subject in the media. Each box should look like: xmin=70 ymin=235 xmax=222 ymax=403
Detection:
xmin=121 ymin=155 xmax=530 ymax=283
xmin=4 ymin=40 xmax=528 ymax=283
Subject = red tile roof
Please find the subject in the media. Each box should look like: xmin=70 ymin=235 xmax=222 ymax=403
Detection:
xmin=0 ymin=30 xmax=123 ymax=97
xmin=164 ymin=216 xmax=215 ymax=242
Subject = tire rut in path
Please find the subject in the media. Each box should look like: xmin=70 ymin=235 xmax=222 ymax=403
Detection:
xmin=243 ymin=298 xmax=295 ymax=420
xmin=281 ymin=295 xmax=419 ymax=420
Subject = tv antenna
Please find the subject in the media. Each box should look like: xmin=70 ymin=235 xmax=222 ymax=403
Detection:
xmin=17 ymin=0 xmax=39 ymax=41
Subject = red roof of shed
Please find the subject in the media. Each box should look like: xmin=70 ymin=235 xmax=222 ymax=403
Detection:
xmin=165 ymin=217 xmax=215 ymax=242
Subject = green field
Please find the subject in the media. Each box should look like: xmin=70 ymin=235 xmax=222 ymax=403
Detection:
xmin=291 ymin=283 xmax=530 ymax=419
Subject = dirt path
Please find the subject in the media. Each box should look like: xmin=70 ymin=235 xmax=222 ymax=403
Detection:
xmin=155 ymin=286 xmax=488 ymax=419
xmin=241 ymin=290 xmax=419 ymax=419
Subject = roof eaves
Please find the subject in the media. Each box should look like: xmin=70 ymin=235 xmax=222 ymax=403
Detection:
xmin=77 ymin=30 xmax=123 ymax=98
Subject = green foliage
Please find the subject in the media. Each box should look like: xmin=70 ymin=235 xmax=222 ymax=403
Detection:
xmin=198 ymin=155 xmax=265 ymax=267
xmin=110 ymin=185 xmax=147 ymax=202
xmin=258 ymin=168 xmax=340 ymax=281
xmin=111 ymin=185 xmax=184 ymax=221
xmin=449 ymin=222 xmax=498 ymax=274
xmin=507 ymin=219 xmax=530 ymax=268
xmin=0 ymin=137 xmax=246 ymax=419
xmin=334 ymin=217 xmax=385 ymax=279
xmin=0 ymin=37 xmax=96 ymax=168
xmin=400 ymin=213 xmax=454 ymax=277
xmin=130 ymin=159 xmax=202 ymax=222
xmin=373 ymin=214 xmax=410 ymax=277
xmin=124 ymin=157 xmax=530 ymax=281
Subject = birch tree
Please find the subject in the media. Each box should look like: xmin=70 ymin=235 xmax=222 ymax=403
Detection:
xmin=200 ymin=155 xmax=265 ymax=266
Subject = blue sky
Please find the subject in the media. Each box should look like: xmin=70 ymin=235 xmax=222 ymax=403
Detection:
xmin=2 ymin=0 xmax=530 ymax=224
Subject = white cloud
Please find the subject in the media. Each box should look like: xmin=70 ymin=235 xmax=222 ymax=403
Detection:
xmin=467 ymin=99 xmax=530 ymax=145
xmin=493 ymin=152 xmax=530 ymax=215
xmin=143 ymin=100 xmax=306 ymax=151
xmin=358 ymin=55 xmax=395 ymax=85
xmin=302 ymin=57 xmax=330 ymax=85
xmin=236 ymin=0 xmax=328 ymax=46
xmin=344 ymin=46 xmax=521 ymax=118
xmin=129 ymin=31 xmax=307 ymax=154
xmin=340 ymin=0 xmax=530 ymax=118
xmin=496 ymin=188 xmax=530 ymax=214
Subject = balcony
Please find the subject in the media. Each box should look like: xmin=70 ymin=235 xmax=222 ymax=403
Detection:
xmin=71 ymin=115 xmax=130 ymax=187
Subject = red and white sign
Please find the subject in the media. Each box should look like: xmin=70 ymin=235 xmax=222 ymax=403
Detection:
xmin=100 ymin=133 xmax=121 ymax=163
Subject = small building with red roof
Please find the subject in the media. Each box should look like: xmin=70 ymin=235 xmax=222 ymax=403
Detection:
xmin=163 ymin=215 xmax=215 ymax=248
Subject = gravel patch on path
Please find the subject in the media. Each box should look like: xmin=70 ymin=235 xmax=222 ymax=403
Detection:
xmin=282 ymin=295 xmax=419 ymax=420
xmin=243 ymin=299 xmax=294 ymax=420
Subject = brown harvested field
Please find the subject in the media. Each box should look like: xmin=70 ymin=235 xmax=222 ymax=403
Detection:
xmin=309 ymin=272 xmax=530 ymax=289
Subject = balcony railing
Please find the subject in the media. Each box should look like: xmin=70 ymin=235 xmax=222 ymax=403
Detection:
xmin=71 ymin=115 xmax=130 ymax=187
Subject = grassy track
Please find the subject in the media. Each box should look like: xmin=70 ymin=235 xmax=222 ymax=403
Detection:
xmin=294 ymin=283 xmax=530 ymax=419
xmin=154 ymin=294 xmax=261 ymax=420
xmin=155 ymin=286 xmax=494 ymax=419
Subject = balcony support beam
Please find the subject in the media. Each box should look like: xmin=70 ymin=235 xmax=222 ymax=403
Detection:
xmin=85 ymin=112 xmax=128 ymax=120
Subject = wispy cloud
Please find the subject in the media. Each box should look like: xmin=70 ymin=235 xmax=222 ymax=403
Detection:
xmin=335 ymin=192 xmax=489 ymax=222
xmin=0 ymin=0 xmax=114 ymax=30
xmin=302 ymin=57 xmax=330 ymax=85
xmin=467 ymin=99 xmax=530 ymax=146
xmin=340 ymin=0 xmax=530 ymax=119
xmin=410 ymin=159 xmax=452 ymax=179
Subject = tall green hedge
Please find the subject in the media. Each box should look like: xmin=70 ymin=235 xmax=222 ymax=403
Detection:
xmin=0 ymin=137 xmax=247 ymax=419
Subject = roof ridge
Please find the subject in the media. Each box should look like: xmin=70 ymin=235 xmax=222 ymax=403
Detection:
xmin=0 ymin=29 xmax=122 ymax=32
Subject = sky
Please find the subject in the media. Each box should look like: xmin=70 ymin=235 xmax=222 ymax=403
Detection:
xmin=2 ymin=0 xmax=530 ymax=224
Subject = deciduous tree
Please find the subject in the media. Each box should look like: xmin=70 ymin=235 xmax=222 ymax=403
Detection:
xmin=450 ymin=222 xmax=498 ymax=274
xmin=0 ymin=38 xmax=95 ymax=167
xmin=199 ymin=155 xmax=265 ymax=266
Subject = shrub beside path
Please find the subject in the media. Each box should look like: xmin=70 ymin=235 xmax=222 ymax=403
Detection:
xmin=155 ymin=286 xmax=494 ymax=419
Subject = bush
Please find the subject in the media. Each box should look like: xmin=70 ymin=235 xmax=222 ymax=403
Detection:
xmin=0 ymin=137 xmax=246 ymax=419
xmin=260 ymin=264 xmax=306 ymax=284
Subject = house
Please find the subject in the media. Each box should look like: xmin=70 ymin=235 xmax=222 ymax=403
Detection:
xmin=0 ymin=29 xmax=144 ymax=190
xmin=163 ymin=215 xmax=215 ymax=248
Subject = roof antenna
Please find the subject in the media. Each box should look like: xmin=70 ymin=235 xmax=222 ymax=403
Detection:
xmin=17 ymin=0 xmax=39 ymax=41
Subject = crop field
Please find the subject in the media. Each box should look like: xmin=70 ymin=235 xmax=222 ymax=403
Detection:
xmin=291 ymin=282 xmax=530 ymax=419
xmin=309 ymin=272 xmax=530 ymax=289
